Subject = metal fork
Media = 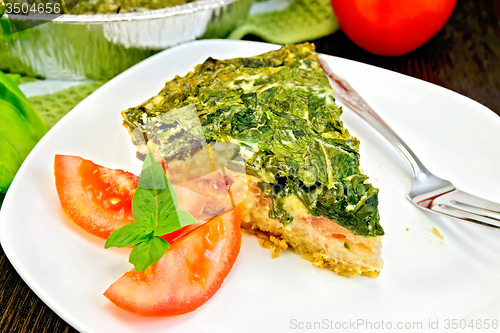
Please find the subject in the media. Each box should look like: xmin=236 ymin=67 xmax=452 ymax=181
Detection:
xmin=319 ymin=59 xmax=500 ymax=230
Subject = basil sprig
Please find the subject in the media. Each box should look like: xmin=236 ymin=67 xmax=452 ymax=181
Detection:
xmin=105 ymin=153 xmax=196 ymax=271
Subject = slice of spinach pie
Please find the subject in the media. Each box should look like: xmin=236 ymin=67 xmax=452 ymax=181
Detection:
xmin=122 ymin=43 xmax=384 ymax=277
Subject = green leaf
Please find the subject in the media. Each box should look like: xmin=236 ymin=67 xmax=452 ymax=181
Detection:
xmin=132 ymin=187 xmax=176 ymax=222
xmin=154 ymin=210 xmax=197 ymax=236
xmin=104 ymin=219 xmax=152 ymax=249
xmin=0 ymin=162 xmax=14 ymax=193
xmin=129 ymin=236 xmax=170 ymax=272
xmin=106 ymin=152 xmax=198 ymax=271
xmin=0 ymin=100 xmax=32 ymax=173
xmin=144 ymin=214 xmax=156 ymax=235
xmin=132 ymin=153 xmax=178 ymax=221
xmin=5 ymin=74 xmax=21 ymax=85
xmin=176 ymin=210 xmax=198 ymax=228
xmin=0 ymin=71 xmax=47 ymax=193
xmin=0 ymin=71 xmax=46 ymax=136
xmin=138 ymin=153 xmax=167 ymax=190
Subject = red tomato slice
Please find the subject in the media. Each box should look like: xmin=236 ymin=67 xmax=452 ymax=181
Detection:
xmin=160 ymin=224 xmax=196 ymax=244
xmin=54 ymin=155 xmax=207 ymax=240
xmin=55 ymin=155 xmax=137 ymax=239
xmin=104 ymin=208 xmax=241 ymax=316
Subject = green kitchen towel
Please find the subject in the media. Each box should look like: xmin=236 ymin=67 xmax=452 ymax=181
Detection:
xmin=229 ymin=0 xmax=338 ymax=44
xmin=27 ymin=80 xmax=104 ymax=129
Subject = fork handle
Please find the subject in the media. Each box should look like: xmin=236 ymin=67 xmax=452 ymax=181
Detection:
xmin=319 ymin=58 xmax=430 ymax=179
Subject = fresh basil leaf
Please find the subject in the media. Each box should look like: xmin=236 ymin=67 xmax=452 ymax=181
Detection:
xmin=104 ymin=219 xmax=152 ymax=249
xmin=143 ymin=213 xmax=156 ymax=235
xmin=138 ymin=153 xmax=167 ymax=190
xmin=132 ymin=187 xmax=176 ymax=222
xmin=154 ymin=210 xmax=196 ymax=236
xmin=135 ymin=217 xmax=153 ymax=228
xmin=132 ymin=153 xmax=178 ymax=222
xmin=106 ymin=152 xmax=197 ymax=272
xmin=141 ymin=153 xmax=179 ymax=208
xmin=176 ymin=210 xmax=197 ymax=228
xmin=154 ymin=212 xmax=181 ymax=236
xmin=129 ymin=236 xmax=170 ymax=272
xmin=170 ymin=182 xmax=178 ymax=209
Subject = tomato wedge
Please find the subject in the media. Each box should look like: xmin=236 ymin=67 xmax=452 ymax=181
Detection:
xmin=54 ymin=155 xmax=207 ymax=239
xmin=104 ymin=208 xmax=241 ymax=316
xmin=55 ymin=155 xmax=137 ymax=239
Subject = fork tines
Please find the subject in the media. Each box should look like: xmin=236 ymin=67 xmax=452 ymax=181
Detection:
xmin=419 ymin=190 xmax=500 ymax=229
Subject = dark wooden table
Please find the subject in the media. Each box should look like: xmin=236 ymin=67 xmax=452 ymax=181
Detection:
xmin=1 ymin=0 xmax=499 ymax=331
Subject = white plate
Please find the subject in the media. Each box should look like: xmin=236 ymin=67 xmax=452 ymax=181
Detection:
xmin=2 ymin=40 xmax=500 ymax=333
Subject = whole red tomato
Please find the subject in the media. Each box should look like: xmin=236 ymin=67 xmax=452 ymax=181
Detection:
xmin=331 ymin=0 xmax=457 ymax=56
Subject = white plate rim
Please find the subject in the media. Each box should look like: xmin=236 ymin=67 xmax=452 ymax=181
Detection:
xmin=1 ymin=39 xmax=500 ymax=333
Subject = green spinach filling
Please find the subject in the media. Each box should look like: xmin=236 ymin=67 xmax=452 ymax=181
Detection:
xmin=123 ymin=43 xmax=384 ymax=237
